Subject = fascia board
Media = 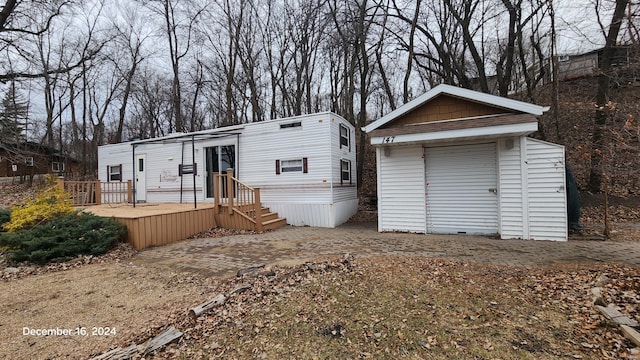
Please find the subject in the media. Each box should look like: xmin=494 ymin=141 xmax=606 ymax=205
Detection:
xmin=370 ymin=122 xmax=538 ymax=145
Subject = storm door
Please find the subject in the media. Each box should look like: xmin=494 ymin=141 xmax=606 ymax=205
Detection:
xmin=205 ymin=145 xmax=235 ymax=199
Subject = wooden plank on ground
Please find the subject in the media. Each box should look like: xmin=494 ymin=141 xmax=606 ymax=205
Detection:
xmin=621 ymin=325 xmax=640 ymax=347
xmin=597 ymin=305 xmax=640 ymax=327
xmin=89 ymin=344 xmax=137 ymax=360
xmin=140 ymin=326 xmax=183 ymax=354
xmin=189 ymin=293 xmax=226 ymax=318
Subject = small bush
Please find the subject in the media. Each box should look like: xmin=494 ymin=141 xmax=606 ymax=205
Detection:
xmin=4 ymin=175 xmax=73 ymax=232
xmin=0 ymin=212 xmax=126 ymax=264
xmin=0 ymin=209 xmax=10 ymax=230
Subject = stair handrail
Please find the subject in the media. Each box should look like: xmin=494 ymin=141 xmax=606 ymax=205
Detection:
xmin=214 ymin=169 xmax=263 ymax=231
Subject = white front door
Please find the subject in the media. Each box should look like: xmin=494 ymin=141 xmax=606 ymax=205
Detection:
xmin=136 ymin=154 xmax=146 ymax=202
xmin=425 ymin=143 xmax=498 ymax=235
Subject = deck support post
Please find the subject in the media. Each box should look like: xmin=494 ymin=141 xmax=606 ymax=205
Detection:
xmin=213 ymin=173 xmax=220 ymax=214
xmin=226 ymin=168 xmax=234 ymax=214
xmin=254 ymin=188 xmax=263 ymax=231
xmin=94 ymin=181 xmax=102 ymax=205
xmin=127 ymin=180 xmax=133 ymax=203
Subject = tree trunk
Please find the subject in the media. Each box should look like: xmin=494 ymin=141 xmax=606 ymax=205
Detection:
xmin=588 ymin=0 xmax=628 ymax=192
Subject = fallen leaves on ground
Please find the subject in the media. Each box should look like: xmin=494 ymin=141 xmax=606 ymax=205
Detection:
xmin=0 ymin=183 xmax=39 ymax=210
xmin=1 ymin=242 xmax=137 ymax=281
xmin=188 ymin=227 xmax=260 ymax=239
xmin=130 ymin=256 xmax=640 ymax=360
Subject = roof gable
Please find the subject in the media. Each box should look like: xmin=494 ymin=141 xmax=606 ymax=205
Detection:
xmin=363 ymin=84 xmax=549 ymax=133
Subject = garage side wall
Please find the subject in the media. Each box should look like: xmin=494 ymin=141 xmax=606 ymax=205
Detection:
xmin=498 ymin=138 xmax=524 ymax=239
xmin=377 ymin=145 xmax=426 ymax=233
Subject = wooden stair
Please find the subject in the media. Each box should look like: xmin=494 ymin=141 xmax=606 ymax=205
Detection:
xmin=213 ymin=169 xmax=286 ymax=232
xmin=215 ymin=204 xmax=287 ymax=232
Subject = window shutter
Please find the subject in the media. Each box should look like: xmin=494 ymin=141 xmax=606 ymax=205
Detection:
xmin=350 ymin=161 xmax=352 ymax=185
xmin=339 ymin=125 xmax=342 ymax=148
xmin=348 ymin=129 xmax=351 ymax=152
xmin=303 ymin=157 xmax=308 ymax=173
xmin=119 ymin=164 xmax=122 ymax=182
xmin=193 ymin=163 xmax=197 ymax=176
xmin=107 ymin=166 xmax=110 ymax=182
xmin=275 ymin=160 xmax=280 ymax=175
xmin=178 ymin=164 xmax=183 ymax=176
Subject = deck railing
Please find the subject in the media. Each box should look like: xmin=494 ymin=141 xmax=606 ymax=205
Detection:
xmin=59 ymin=179 xmax=132 ymax=206
xmin=214 ymin=168 xmax=263 ymax=231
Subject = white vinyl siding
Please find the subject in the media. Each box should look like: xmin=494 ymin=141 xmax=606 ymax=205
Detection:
xmin=498 ymin=138 xmax=524 ymax=238
xmin=377 ymin=145 xmax=426 ymax=233
xmin=425 ymin=143 xmax=498 ymax=235
xmin=526 ymin=138 xmax=567 ymax=241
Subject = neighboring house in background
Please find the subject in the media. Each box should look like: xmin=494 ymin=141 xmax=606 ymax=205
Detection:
xmin=364 ymin=84 xmax=568 ymax=241
xmin=0 ymin=141 xmax=79 ymax=179
xmin=97 ymin=112 xmax=358 ymax=228
xmin=471 ymin=45 xmax=640 ymax=95
xmin=556 ymin=45 xmax=638 ymax=81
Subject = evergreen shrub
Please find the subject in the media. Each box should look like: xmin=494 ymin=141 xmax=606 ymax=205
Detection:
xmin=0 ymin=209 xmax=10 ymax=230
xmin=0 ymin=212 xmax=126 ymax=264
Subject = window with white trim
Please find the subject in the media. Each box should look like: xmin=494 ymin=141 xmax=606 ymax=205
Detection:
xmin=340 ymin=124 xmax=350 ymax=150
xmin=281 ymin=159 xmax=302 ymax=172
xmin=340 ymin=159 xmax=351 ymax=184
xmin=25 ymin=157 xmax=34 ymax=166
xmin=275 ymin=158 xmax=308 ymax=174
xmin=108 ymin=165 xmax=122 ymax=182
xmin=52 ymin=162 xmax=65 ymax=172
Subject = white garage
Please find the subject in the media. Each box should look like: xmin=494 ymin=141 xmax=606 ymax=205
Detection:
xmin=365 ymin=84 xmax=567 ymax=241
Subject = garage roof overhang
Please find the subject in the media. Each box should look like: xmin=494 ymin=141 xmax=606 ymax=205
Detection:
xmin=363 ymin=84 xmax=549 ymax=134
xmin=370 ymin=113 xmax=538 ymax=146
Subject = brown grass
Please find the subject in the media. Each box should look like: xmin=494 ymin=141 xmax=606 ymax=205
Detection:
xmin=170 ymin=257 xmax=638 ymax=360
xmin=0 ymin=262 xmax=213 ymax=360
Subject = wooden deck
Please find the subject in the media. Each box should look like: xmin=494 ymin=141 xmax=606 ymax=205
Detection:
xmin=84 ymin=203 xmax=218 ymax=250
xmin=83 ymin=202 xmax=286 ymax=250
xmin=80 ymin=171 xmax=288 ymax=250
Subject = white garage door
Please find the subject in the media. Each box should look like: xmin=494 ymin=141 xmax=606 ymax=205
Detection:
xmin=425 ymin=143 xmax=499 ymax=235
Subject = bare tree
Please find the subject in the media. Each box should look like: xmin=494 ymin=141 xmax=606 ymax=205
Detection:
xmin=328 ymin=0 xmax=383 ymax=188
xmin=588 ymin=0 xmax=629 ymax=192
xmin=109 ymin=1 xmax=152 ymax=142
xmin=0 ymin=1 xmax=102 ymax=82
xmin=144 ymin=0 xmax=205 ymax=132
xmin=128 ymin=68 xmax=173 ymax=139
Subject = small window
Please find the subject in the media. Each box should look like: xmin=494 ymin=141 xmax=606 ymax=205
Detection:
xmin=340 ymin=124 xmax=350 ymax=150
xmin=276 ymin=158 xmax=308 ymax=174
xmin=341 ymin=159 xmax=351 ymax=184
xmin=281 ymin=159 xmax=303 ymax=172
xmin=280 ymin=121 xmax=301 ymax=129
xmin=52 ymin=162 xmax=65 ymax=172
xmin=108 ymin=165 xmax=122 ymax=182
xmin=25 ymin=157 xmax=34 ymax=167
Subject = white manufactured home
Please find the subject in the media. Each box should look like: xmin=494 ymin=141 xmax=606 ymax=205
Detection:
xmin=98 ymin=112 xmax=358 ymax=228
xmin=364 ymin=84 xmax=568 ymax=241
